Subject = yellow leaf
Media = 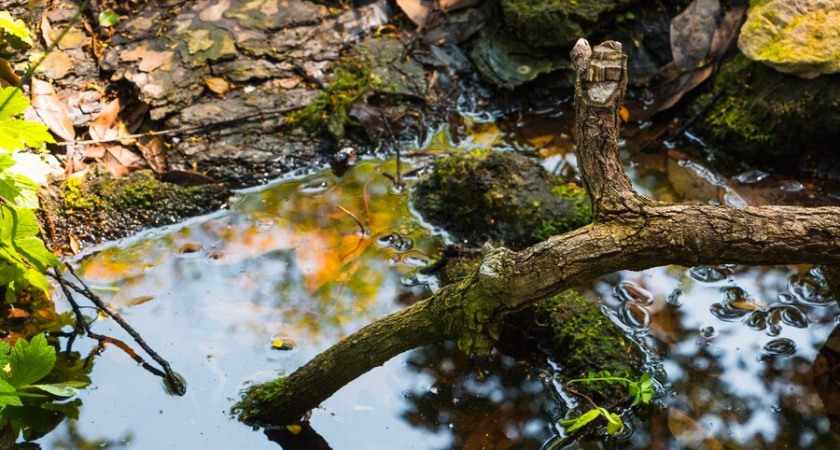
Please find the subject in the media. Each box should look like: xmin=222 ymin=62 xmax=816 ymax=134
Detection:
xmin=619 ymin=106 xmax=630 ymax=122
xmin=203 ymin=77 xmax=229 ymax=95
xmin=285 ymin=425 xmax=302 ymax=435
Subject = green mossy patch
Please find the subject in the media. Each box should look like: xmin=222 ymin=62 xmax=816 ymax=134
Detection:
xmin=412 ymin=151 xmax=591 ymax=250
xmin=290 ymin=57 xmax=377 ymax=140
xmin=508 ymin=290 xmax=644 ymax=399
xmin=500 ymin=0 xmax=636 ymax=48
xmin=694 ymin=53 xmax=840 ymax=162
xmin=53 ymin=167 xmax=229 ymax=246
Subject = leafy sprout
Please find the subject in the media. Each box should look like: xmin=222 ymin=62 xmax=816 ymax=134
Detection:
xmin=560 ymin=371 xmax=656 ymax=436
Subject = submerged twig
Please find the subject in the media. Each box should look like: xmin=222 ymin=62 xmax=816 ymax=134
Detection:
xmin=378 ymin=109 xmax=403 ymax=189
xmin=57 ymin=263 xmax=186 ymax=395
xmin=336 ymin=205 xmax=366 ymax=235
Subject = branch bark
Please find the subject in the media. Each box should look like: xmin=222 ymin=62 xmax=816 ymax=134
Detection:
xmin=234 ymin=40 xmax=840 ymax=427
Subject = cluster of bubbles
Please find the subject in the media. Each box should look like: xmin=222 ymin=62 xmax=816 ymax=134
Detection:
xmin=612 ymin=281 xmax=653 ymax=332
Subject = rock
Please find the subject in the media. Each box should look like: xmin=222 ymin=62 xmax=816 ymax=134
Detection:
xmin=412 ymin=151 xmax=591 ymax=250
xmin=693 ymin=54 xmax=840 ymax=166
xmin=739 ymin=0 xmax=840 ymax=78
xmin=499 ymin=0 xmax=636 ymax=49
xmin=670 ymin=0 xmax=721 ymax=70
xmin=469 ymin=30 xmax=562 ymax=89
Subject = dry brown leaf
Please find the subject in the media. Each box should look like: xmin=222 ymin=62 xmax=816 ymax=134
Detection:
xmin=203 ymin=77 xmax=230 ymax=95
xmin=709 ymin=5 xmax=746 ymax=62
xmin=0 ymin=59 xmax=20 ymax=86
xmin=83 ymin=144 xmax=106 ymax=159
xmin=396 ymin=0 xmax=432 ymax=26
xmin=89 ymin=98 xmax=121 ymax=140
xmin=41 ymin=15 xmax=54 ymax=47
xmin=670 ymin=0 xmax=722 ymax=70
xmin=276 ymin=76 xmax=303 ymax=89
xmin=68 ymin=233 xmax=80 ymax=255
xmin=64 ymin=144 xmax=87 ymax=174
xmin=30 ymin=78 xmax=75 ymax=142
xmin=137 ymin=135 xmax=168 ymax=173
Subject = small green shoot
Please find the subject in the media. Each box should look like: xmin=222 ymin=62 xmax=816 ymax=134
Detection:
xmin=98 ymin=10 xmax=120 ymax=28
xmin=560 ymin=370 xmax=655 ymax=436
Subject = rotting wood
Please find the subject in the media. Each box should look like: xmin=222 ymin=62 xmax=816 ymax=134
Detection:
xmin=234 ymin=39 xmax=840 ymax=427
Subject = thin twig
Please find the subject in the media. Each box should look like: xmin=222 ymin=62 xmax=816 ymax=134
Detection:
xmin=378 ymin=109 xmax=403 ymax=189
xmin=50 ymin=268 xmax=91 ymax=334
xmin=56 ymin=105 xmax=305 ymax=146
xmin=336 ymin=205 xmax=366 ymax=235
xmin=62 ymin=263 xmax=186 ymax=396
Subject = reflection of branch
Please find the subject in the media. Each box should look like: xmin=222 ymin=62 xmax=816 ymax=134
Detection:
xmin=50 ymin=263 xmax=186 ymax=396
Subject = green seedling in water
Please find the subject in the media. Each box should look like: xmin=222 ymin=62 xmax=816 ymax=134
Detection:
xmin=559 ymin=370 xmax=655 ymax=436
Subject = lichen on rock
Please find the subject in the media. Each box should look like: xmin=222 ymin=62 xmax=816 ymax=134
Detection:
xmin=739 ymin=0 xmax=840 ymax=78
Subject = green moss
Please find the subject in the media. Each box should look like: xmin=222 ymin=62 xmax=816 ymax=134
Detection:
xmin=699 ymin=54 xmax=776 ymax=145
xmin=532 ymin=183 xmax=592 ymax=242
xmin=500 ymin=0 xmax=634 ymax=48
xmin=291 ymin=57 xmax=377 ymax=140
xmin=62 ymin=177 xmax=99 ymax=210
xmin=509 ymin=290 xmax=643 ymax=394
xmin=413 ymin=151 xmax=591 ymax=250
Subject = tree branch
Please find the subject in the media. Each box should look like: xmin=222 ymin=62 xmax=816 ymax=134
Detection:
xmin=234 ymin=39 xmax=840 ymax=427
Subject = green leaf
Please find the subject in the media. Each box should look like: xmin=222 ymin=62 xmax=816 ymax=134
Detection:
xmin=0 ymin=152 xmax=13 ymax=170
xmin=98 ymin=10 xmax=120 ymax=27
xmin=560 ymin=408 xmax=601 ymax=433
xmin=641 ymin=391 xmax=653 ymax=404
xmin=0 ymin=11 xmax=33 ymax=51
xmin=0 ymin=87 xmax=29 ymax=120
xmin=606 ymin=412 xmax=624 ymax=435
xmin=15 ymin=238 xmax=60 ymax=272
xmin=0 ymin=379 xmax=22 ymax=408
xmin=28 ymin=383 xmax=79 ymax=397
xmin=0 ymin=171 xmax=38 ymax=208
xmin=40 ymin=398 xmax=82 ymax=420
xmin=0 ymin=119 xmax=56 ymax=152
xmin=7 ymin=334 xmax=56 ymax=388
xmin=10 ymin=204 xmax=39 ymax=238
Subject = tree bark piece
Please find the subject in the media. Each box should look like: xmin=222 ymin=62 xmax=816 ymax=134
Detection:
xmin=234 ymin=39 xmax=840 ymax=427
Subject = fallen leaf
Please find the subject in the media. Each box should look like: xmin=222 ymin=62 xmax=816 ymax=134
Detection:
xmin=396 ymin=0 xmax=433 ymax=26
xmin=203 ymin=77 xmax=230 ymax=95
xmin=40 ymin=15 xmax=54 ymax=47
xmin=709 ymin=5 xmax=746 ymax=62
xmin=137 ymin=135 xmax=168 ymax=173
xmin=670 ymin=0 xmax=721 ymax=70
xmin=36 ymin=50 xmax=74 ymax=79
xmin=68 ymin=234 xmax=80 ymax=255
xmin=30 ymin=78 xmax=75 ymax=142
xmin=89 ymin=98 xmax=120 ymax=140
xmin=0 ymin=59 xmax=19 ymax=86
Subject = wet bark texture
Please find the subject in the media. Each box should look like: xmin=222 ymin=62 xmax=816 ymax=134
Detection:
xmin=234 ymin=40 xmax=840 ymax=427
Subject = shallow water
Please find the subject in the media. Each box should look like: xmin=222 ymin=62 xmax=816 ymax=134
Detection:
xmin=30 ymin=107 xmax=840 ymax=449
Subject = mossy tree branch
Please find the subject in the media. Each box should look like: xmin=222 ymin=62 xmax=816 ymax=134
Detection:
xmin=234 ymin=39 xmax=840 ymax=427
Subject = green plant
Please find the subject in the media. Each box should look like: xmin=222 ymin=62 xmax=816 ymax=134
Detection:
xmin=559 ymin=371 xmax=655 ymax=436
xmin=0 ymin=11 xmax=60 ymax=304
xmin=0 ymin=333 xmax=88 ymax=411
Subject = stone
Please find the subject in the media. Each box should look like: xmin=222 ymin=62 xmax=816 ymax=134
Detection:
xmin=739 ymin=0 xmax=840 ymax=78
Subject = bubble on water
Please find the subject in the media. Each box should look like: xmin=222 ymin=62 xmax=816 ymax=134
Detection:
xmin=735 ymin=169 xmax=770 ymax=184
xmin=614 ymin=281 xmax=654 ymax=305
xmin=618 ymin=302 xmax=650 ymax=330
xmin=666 ymin=288 xmax=683 ymax=307
xmin=770 ymin=404 xmax=782 ymax=413
xmin=429 ymin=385 xmax=439 ymax=395
xmin=375 ymin=232 xmax=414 ymax=252
xmin=761 ymin=338 xmax=796 ymax=357
xmin=768 ymin=304 xmax=809 ymax=329
xmin=835 ymin=314 xmax=840 ymax=326
xmin=176 ymin=242 xmax=203 ymax=257
xmin=711 ymin=302 xmax=749 ymax=322
xmin=255 ymin=217 xmax=275 ymax=231
xmin=743 ymin=310 xmax=767 ymax=331
xmin=401 ymin=270 xmax=433 ymax=287
xmin=778 ymin=292 xmax=795 ymax=304
xmin=206 ymin=250 xmax=225 ymax=261
xmin=788 ymin=275 xmax=833 ymax=306
xmin=402 ymin=254 xmax=431 ymax=268
xmin=778 ymin=180 xmax=804 ymax=192
xmin=700 ymin=326 xmax=718 ymax=339
xmin=688 ymin=265 xmax=733 ymax=283
xmin=766 ymin=324 xmax=782 ymax=337
xmin=297 ymin=177 xmax=334 ymax=195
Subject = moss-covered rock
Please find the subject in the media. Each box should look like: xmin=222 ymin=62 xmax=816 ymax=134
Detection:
xmin=506 ymin=290 xmax=644 ymax=399
xmin=500 ymin=0 xmax=636 ymax=49
xmin=46 ymin=167 xmax=229 ymax=249
xmin=693 ymin=53 xmax=840 ymax=163
xmin=739 ymin=0 xmax=840 ymax=78
xmin=412 ymin=151 xmax=591 ymax=250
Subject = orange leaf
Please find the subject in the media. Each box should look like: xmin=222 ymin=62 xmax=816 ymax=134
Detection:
xmin=89 ymin=98 xmax=121 ymax=140
xmin=30 ymin=78 xmax=75 ymax=142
